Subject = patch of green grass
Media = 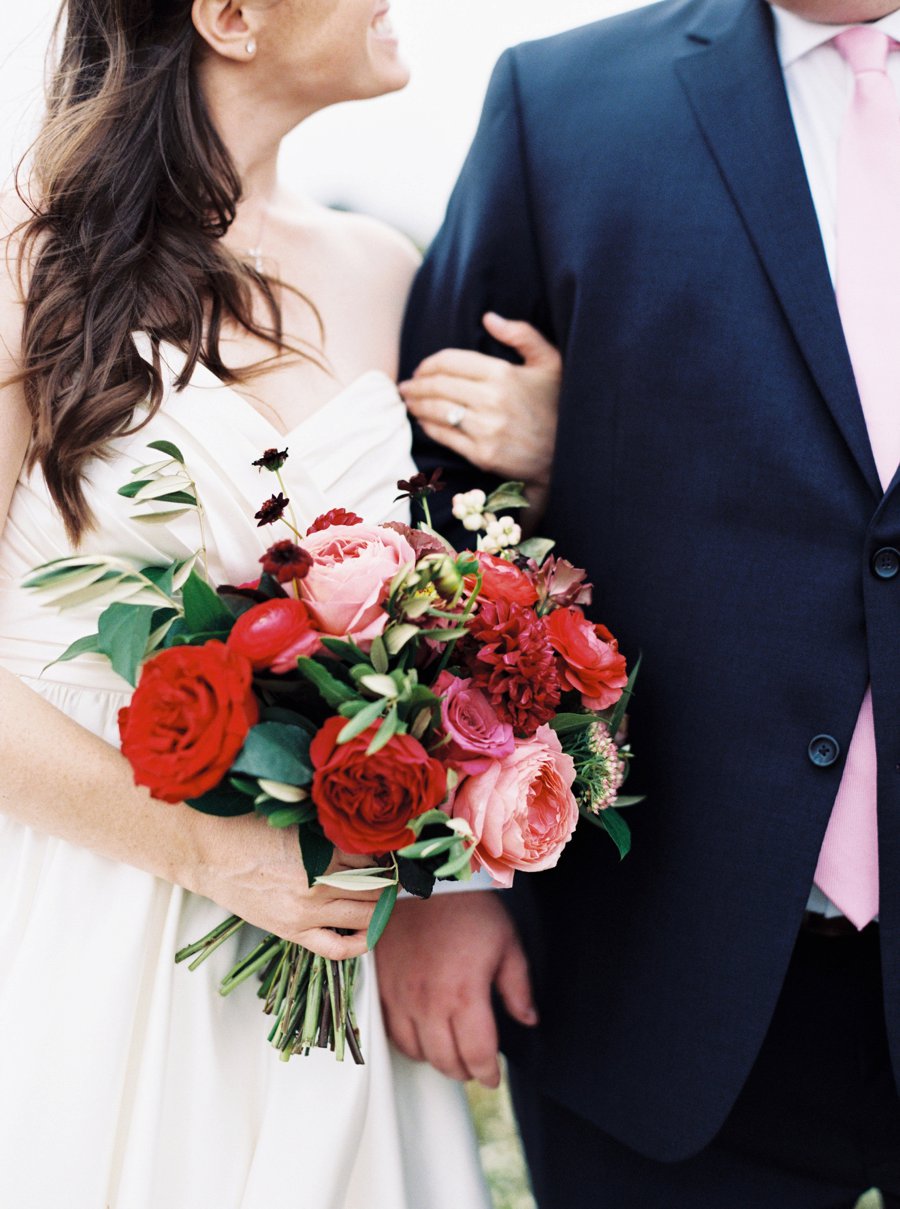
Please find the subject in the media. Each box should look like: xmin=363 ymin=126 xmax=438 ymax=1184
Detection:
xmin=468 ymin=1073 xmax=884 ymax=1209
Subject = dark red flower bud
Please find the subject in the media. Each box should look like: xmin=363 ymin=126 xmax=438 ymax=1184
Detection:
xmin=255 ymin=492 xmax=290 ymax=527
xmin=252 ymin=448 xmax=289 ymax=472
xmin=260 ymin=540 xmax=313 ymax=584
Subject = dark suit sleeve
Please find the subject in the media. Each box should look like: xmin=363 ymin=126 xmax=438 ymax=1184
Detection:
xmin=400 ymin=48 xmax=553 ymax=537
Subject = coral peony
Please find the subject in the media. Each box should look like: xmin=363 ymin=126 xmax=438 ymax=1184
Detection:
xmin=451 ymin=725 xmax=579 ymax=888
xmin=298 ymin=523 xmax=416 ymax=651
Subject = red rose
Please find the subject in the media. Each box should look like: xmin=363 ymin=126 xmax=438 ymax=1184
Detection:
xmin=545 ymin=607 xmax=629 ymax=711
xmin=226 ymin=598 xmax=319 ymax=673
xmin=469 ymin=553 xmax=539 ymax=608
xmin=310 ymin=717 xmax=448 ymax=854
xmin=118 ymin=641 xmax=258 ymax=803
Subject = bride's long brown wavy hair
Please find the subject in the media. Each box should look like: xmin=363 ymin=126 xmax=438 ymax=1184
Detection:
xmin=15 ymin=0 xmax=310 ymax=543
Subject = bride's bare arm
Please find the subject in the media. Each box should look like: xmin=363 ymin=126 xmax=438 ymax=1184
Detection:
xmin=0 ymin=254 xmax=374 ymax=962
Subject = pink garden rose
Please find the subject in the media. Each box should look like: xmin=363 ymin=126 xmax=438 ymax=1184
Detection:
xmin=451 ymin=724 xmax=579 ymax=888
xmin=298 ymin=523 xmax=416 ymax=651
xmin=434 ymin=670 xmax=515 ymax=774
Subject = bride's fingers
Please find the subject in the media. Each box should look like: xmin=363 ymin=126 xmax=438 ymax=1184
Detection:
xmin=297 ymin=927 xmax=370 ymax=961
xmin=318 ymin=898 xmax=377 ymax=931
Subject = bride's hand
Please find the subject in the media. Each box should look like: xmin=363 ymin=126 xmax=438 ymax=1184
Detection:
xmin=187 ymin=813 xmax=380 ymax=961
xmin=399 ymin=312 xmax=562 ymax=488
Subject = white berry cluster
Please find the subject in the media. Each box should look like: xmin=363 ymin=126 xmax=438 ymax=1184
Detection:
xmin=452 ymin=490 xmax=522 ymax=555
xmin=451 ymin=489 xmax=489 ymax=532
xmin=478 ymin=515 xmax=522 ymax=555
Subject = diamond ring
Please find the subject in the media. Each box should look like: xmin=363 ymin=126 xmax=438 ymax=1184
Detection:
xmin=446 ymin=404 xmax=466 ymax=430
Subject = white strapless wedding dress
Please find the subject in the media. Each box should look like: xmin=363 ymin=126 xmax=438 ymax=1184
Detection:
xmin=0 ymin=341 xmax=491 ymax=1209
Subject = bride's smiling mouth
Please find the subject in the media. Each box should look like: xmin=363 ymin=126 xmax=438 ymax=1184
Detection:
xmin=371 ymin=5 xmax=398 ymax=45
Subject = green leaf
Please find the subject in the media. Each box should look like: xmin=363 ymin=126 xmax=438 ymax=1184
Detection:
xmin=260 ymin=706 xmax=315 ymax=732
xmin=298 ymin=824 xmax=333 ymax=882
xmin=586 ymin=806 xmax=632 ymax=860
xmin=258 ymin=804 xmax=315 ymax=829
xmin=612 ymin=795 xmax=645 ymax=808
xmin=337 ymin=698 xmax=387 ymax=743
xmin=318 ymin=637 xmax=369 ymax=664
xmin=550 ymin=712 xmax=597 ymax=735
xmin=607 ymin=652 xmax=642 ymax=738
xmin=181 ymin=569 xmax=234 ymax=634
xmin=141 ymin=565 xmax=176 ymax=596
xmin=366 ymin=704 xmax=400 ymax=755
xmin=229 ymin=775 xmax=261 ymax=796
xmin=132 ymin=508 xmax=195 ymax=526
xmin=484 ymin=481 xmax=529 ymax=512
xmin=517 ymin=536 xmax=556 ymax=564
xmin=231 ymin=722 xmax=313 ymax=787
xmin=366 ymin=882 xmax=398 ymax=949
xmin=146 ymin=439 xmax=186 ymax=464
xmin=370 ymin=635 xmax=389 ymax=674
xmin=47 ymin=632 xmax=103 ymax=668
xmin=384 ymin=623 xmax=420 ymax=656
xmin=97 ymin=603 xmax=155 ymax=686
xmin=433 ymin=844 xmax=477 ymax=879
xmin=295 ymin=657 xmax=357 ymax=707
xmin=117 ymin=479 xmax=152 ymax=499
xmin=186 ymin=783 xmax=255 ymax=817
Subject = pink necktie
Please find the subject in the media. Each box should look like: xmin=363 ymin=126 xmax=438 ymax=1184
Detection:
xmin=814 ymin=26 xmax=900 ymax=928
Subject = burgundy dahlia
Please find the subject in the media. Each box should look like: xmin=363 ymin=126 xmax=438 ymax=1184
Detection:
xmin=260 ymin=540 xmax=313 ymax=584
xmin=466 ymin=599 xmax=561 ymax=738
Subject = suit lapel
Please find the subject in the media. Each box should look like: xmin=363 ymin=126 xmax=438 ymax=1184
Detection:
xmin=676 ymin=0 xmax=882 ymax=499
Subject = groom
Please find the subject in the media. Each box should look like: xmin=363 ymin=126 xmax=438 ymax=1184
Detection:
xmin=377 ymin=0 xmax=900 ymax=1203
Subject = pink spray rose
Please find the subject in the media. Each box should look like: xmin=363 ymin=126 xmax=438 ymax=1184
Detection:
xmin=451 ymin=724 xmax=579 ymax=888
xmin=434 ymin=670 xmax=515 ymax=775
xmin=298 ymin=523 xmax=416 ymax=651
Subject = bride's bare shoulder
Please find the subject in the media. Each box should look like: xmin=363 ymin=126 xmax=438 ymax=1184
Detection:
xmin=276 ymin=192 xmax=421 ymax=292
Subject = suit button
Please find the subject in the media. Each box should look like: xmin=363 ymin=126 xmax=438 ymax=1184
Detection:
xmin=872 ymin=547 xmax=900 ymax=579
xmin=809 ymin=735 xmax=840 ymax=767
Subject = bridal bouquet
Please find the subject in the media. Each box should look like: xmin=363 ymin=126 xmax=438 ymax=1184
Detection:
xmin=25 ymin=443 xmax=639 ymax=1063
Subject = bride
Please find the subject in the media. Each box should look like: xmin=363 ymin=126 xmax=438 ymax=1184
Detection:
xmin=0 ymin=1 xmax=560 ymax=1207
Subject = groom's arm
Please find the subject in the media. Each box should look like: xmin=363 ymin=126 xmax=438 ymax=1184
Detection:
xmin=400 ymin=47 xmax=554 ymax=535
xmin=378 ymin=50 xmax=548 ymax=1086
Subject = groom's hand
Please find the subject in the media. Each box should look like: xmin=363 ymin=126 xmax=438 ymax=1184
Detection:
xmin=375 ymin=890 xmax=538 ymax=1089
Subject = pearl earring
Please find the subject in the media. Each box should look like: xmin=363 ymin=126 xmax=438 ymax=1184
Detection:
xmin=246 ymin=38 xmax=257 ymax=56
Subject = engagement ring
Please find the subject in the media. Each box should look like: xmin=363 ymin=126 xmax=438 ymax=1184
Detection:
xmin=446 ymin=404 xmax=466 ymax=429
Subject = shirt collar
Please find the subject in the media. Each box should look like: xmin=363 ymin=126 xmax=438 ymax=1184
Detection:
xmin=770 ymin=4 xmax=900 ymax=67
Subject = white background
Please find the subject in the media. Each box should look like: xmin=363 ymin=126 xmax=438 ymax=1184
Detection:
xmin=2 ymin=0 xmax=640 ymax=244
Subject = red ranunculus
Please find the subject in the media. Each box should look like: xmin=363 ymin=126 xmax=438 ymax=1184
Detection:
xmin=545 ymin=607 xmax=629 ymax=710
xmin=226 ymin=597 xmax=319 ymax=673
xmin=469 ymin=552 xmax=539 ymax=608
xmin=118 ymin=641 xmax=258 ymax=803
xmin=310 ymin=717 xmax=448 ymax=854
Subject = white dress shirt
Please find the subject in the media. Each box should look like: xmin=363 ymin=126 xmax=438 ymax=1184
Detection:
xmin=770 ymin=4 xmax=900 ymax=917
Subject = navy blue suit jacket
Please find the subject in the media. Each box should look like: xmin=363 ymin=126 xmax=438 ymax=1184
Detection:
xmin=400 ymin=0 xmax=900 ymax=1162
